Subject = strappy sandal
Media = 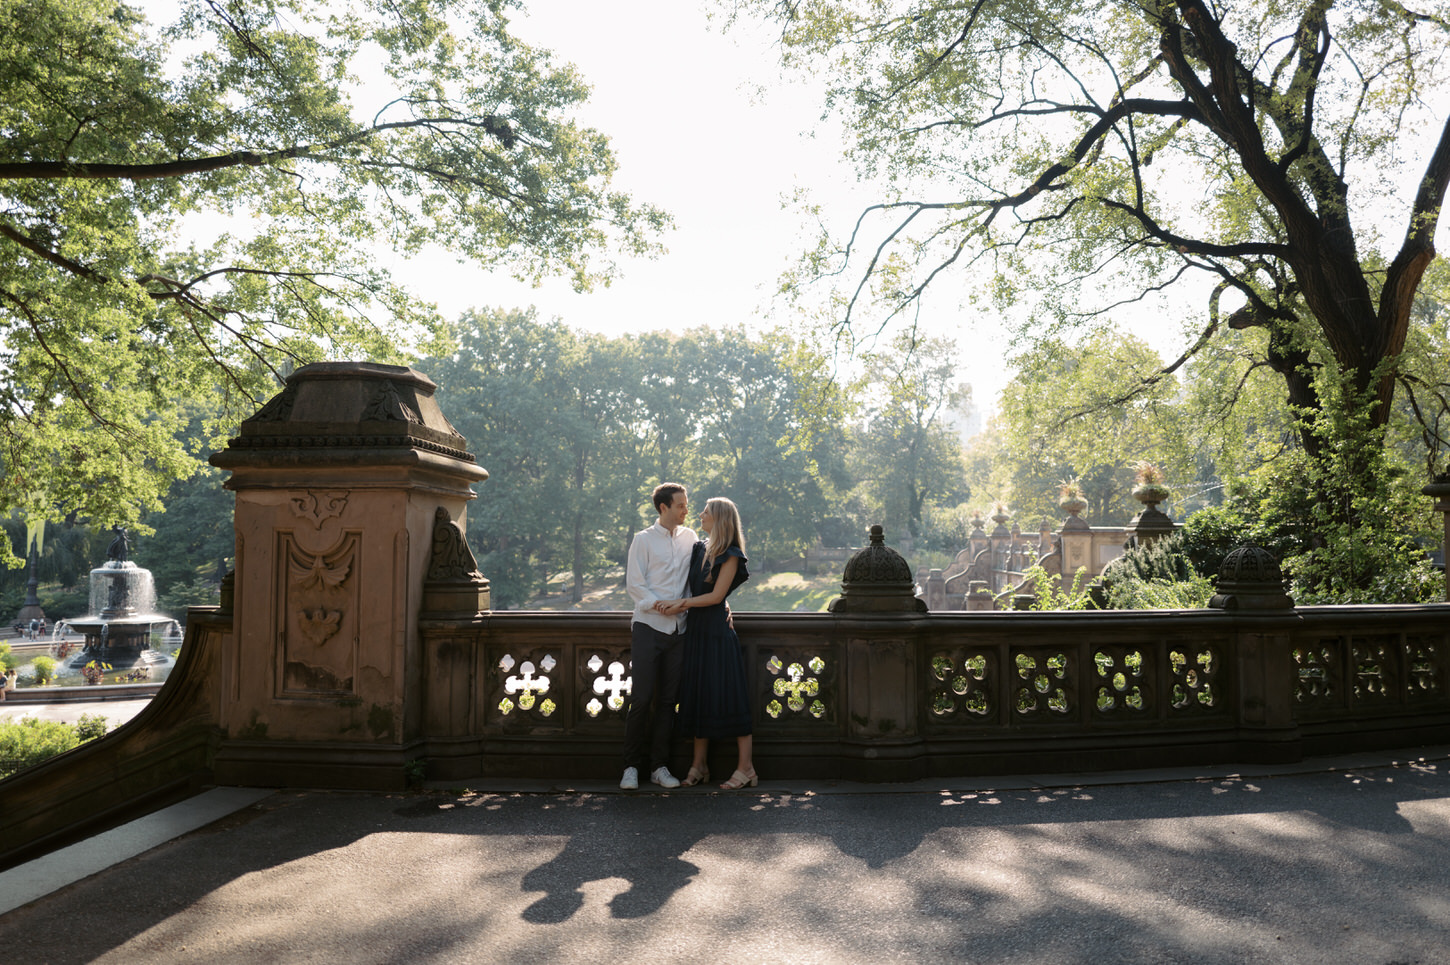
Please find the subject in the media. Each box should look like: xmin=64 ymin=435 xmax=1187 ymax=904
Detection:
xmin=720 ymin=768 xmax=758 ymax=790
xmin=681 ymin=765 xmax=710 ymax=787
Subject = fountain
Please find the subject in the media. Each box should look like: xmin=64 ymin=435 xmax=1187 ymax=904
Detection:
xmin=64 ymin=527 xmax=178 ymax=672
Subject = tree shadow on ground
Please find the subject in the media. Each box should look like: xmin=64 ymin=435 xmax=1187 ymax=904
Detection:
xmin=3 ymin=759 xmax=1448 ymax=964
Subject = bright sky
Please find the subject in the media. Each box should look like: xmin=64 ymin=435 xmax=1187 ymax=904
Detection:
xmin=136 ymin=0 xmax=1449 ymax=423
xmin=384 ymin=0 xmax=1014 ymax=414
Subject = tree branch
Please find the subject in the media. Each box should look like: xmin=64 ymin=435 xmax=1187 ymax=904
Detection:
xmin=0 ymin=116 xmax=517 ymax=181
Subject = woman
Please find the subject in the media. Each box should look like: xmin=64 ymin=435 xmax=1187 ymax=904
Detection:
xmin=657 ymin=496 xmax=756 ymax=789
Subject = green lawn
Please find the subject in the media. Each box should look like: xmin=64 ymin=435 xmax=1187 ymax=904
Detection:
xmin=525 ymin=570 xmax=841 ymax=612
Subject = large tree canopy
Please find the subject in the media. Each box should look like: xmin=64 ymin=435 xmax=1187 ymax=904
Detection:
xmin=0 ymin=0 xmax=667 ymax=559
xmin=738 ymin=0 xmax=1450 ymax=452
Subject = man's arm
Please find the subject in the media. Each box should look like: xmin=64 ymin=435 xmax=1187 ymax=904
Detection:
xmin=625 ymin=533 xmax=657 ymax=611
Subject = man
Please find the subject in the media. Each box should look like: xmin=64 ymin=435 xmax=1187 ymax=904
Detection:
xmin=621 ymin=482 xmax=697 ymax=790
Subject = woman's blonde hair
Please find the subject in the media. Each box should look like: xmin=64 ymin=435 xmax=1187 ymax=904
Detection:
xmin=703 ymin=497 xmax=745 ymax=566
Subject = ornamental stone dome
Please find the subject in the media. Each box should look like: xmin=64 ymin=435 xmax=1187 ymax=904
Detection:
xmin=828 ymin=525 xmax=928 ymax=614
xmin=1208 ymin=544 xmax=1294 ymax=611
xmin=223 ymin=361 xmax=476 ymax=462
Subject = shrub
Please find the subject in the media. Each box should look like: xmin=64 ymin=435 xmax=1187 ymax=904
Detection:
xmin=1102 ymin=531 xmax=1197 ymax=585
xmin=1096 ymin=532 xmax=1215 ymax=610
xmin=1017 ymin=564 xmax=1095 ymax=610
xmin=74 ymin=713 xmax=110 ymax=741
xmin=31 ymin=655 xmax=56 ymax=685
xmin=0 ymin=716 xmax=80 ymax=775
xmin=1104 ymin=574 xmax=1217 ymax=610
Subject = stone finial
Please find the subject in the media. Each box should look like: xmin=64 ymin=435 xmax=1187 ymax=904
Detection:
xmin=1208 ymin=544 xmax=1294 ymax=611
xmin=828 ymin=525 xmax=928 ymax=614
xmin=423 ymin=508 xmax=490 ymax=616
xmin=427 ymin=508 xmax=484 ymax=582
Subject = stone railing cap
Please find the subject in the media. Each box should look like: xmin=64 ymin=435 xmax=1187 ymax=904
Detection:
xmin=223 ymin=360 xmax=475 ymax=463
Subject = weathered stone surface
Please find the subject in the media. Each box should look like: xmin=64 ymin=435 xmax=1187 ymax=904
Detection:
xmin=209 ymin=360 xmax=489 ymax=781
xmin=1209 ymin=544 xmax=1295 ymax=611
xmin=829 ymin=525 xmax=928 ymax=614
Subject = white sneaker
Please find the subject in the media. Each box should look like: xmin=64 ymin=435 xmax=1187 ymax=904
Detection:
xmin=620 ymin=766 xmax=639 ymax=790
xmin=651 ymin=766 xmax=681 ymax=789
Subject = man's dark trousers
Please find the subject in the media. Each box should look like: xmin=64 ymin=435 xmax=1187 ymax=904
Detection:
xmin=623 ymin=622 xmax=684 ymax=771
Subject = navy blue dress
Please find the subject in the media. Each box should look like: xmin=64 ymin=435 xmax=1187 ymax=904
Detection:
xmin=676 ymin=543 xmax=751 ymax=739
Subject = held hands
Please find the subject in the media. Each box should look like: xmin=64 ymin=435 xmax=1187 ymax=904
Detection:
xmin=653 ymin=599 xmax=688 ymax=616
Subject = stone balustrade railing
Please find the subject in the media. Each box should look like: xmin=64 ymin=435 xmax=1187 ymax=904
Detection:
xmin=406 ymin=604 xmax=1450 ymax=784
xmin=6 ymin=361 xmax=1450 ymax=870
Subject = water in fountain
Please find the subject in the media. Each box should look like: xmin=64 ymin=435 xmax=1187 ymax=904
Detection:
xmin=63 ymin=531 xmax=180 ymax=672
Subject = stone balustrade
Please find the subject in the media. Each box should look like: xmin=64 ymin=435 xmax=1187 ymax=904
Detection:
xmin=406 ymin=604 xmax=1450 ymax=784
xmin=5 ymin=362 xmax=1450 ymax=869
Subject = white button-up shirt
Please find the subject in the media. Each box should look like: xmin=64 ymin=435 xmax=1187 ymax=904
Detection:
xmin=627 ymin=522 xmax=698 ymax=634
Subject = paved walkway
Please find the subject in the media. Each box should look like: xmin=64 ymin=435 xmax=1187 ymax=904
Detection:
xmin=0 ymin=696 xmax=152 ymax=726
xmin=2 ymin=747 xmax=1449 ymax=963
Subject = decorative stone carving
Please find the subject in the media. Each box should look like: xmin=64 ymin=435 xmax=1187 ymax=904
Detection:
xmin=298 ymin=608 xmax=343 ymax=646
xmin=289 ymin=491 xmax=349 ymax=528
xmin=828 ymin=525 xmax=928 ymax=613
xmin=362 ymin=380 xmax=422 ymax=424
xmin=427 ymin=508 xmax=484 ymax=581
xmin=1208 ymin=544 xmax=1295 ymax=611
xmin=282 ymin=533 xmax=360 ymax=695
xmin=250 ymin=381 xmax=298 ymax=423
xmin=289 ymin=542 xmax=353 ymax=591
xmin=423 ymin=507 xmax=490 ymax=616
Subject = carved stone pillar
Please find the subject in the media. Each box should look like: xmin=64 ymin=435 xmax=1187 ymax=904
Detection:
xmin=965 ymin=580 xmax=995 ymax=611
xmin=1208 ymin=545 xmax=1300 ymax=761
xmin=1058 ymin=511 xmax=1093 ymax=582
xmin=1422 ymin=472 xmax=1450 ymax=601
xmin=829 ymin=526 xmax=927 ymax=779
xmin=209 ymin=362 xmax=488 ymax=789
xmin=925 ymin=568 xmax=946 ymax=611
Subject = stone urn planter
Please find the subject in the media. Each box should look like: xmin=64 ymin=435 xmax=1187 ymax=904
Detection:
xmin=1130 ymin=461 xmax=1171 ymax=509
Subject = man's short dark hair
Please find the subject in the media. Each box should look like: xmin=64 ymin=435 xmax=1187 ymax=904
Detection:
xmin=652 ymin=482 xmax=686 ymax=513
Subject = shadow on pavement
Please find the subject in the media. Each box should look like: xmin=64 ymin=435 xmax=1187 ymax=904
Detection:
xmin=4 ymin=759 xmax=1449 ymax=964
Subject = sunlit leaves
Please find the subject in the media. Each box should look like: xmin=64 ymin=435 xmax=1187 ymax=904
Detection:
xmin=0 ymin=0 xmax=669 ymax=563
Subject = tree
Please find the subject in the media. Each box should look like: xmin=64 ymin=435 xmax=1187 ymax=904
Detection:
xmin=0 ymin=0 xmax=667 ymax=563
xmin=735 ymin=0 xmax=1450 ymax=457
xmin=984 ymin=331 xmax=1185 ymax=522
xmin=848 ymin=331 xmax=970 ymax=538
xmin=691 ymin=327 xmax=850 ymax=566
xmin=422 ymin=315 xmax=850 ymax=603
xmin=421 ymin=308 xmax=576 ymax=607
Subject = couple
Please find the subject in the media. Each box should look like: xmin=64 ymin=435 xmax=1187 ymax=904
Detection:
xmin=621 ymin=482 xmax=757 ymax=791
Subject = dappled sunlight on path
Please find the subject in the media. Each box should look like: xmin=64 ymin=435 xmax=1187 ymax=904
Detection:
xmin=5 ymin=764 xmax=1450 ymax=963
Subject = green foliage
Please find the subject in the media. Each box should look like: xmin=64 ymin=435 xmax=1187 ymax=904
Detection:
xmin=420 ymin=312 xmax=847 ymax=607
xmin=986 ymin=331 xmax=1189 ymax=524
xmin=30 ymin=655 xmax=55 ymax=684
xmin=74 ymin=713 xmax=110 ymax=741
xmin=1179 ymin=395 xmax=1440 ymax=604
xmin=0 ymin=0 xmax=667 ymax=561
xmin=740 ymin=0 xmax=1450 ymax=571
xmin=1277 ymin=395 xmax=1440 ymax=604
xmin=730 ymin=572 xmax=839 ymax=612
xmin=1018 ymin=564 xmax=1095 ymax=611
xmin=0 ymin=716 xmax=80 ymax=774
xmin=1097 ymin=533 xmax=1217 ymax=609
xmin=1104 ymin=575 xmax=1217 ymax=610
xmin=846 ymin=332 xmax=971 ymax=539
xmin=1102 ymin=532 xmax=1198 ymax=585
xmin=157 ymin=577 xmax=220 ymax=614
